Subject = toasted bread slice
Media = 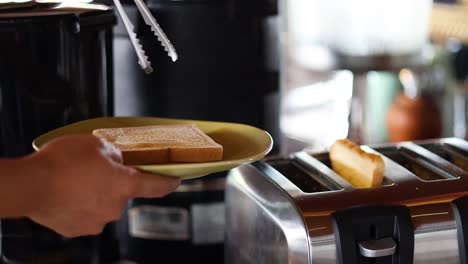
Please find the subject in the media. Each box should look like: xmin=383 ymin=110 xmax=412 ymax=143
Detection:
xmin=93 ymin=124 xmax=223 ymax=165
xmin=329 ymin=139 xmax=384 ymax=188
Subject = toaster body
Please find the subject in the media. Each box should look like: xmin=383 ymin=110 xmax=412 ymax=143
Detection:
xmin=225 ymin=138 xmax=468 ymax=264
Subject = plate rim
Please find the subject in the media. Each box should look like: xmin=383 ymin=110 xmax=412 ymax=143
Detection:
xmin=32 ymin=116 xmax=274 ymax=171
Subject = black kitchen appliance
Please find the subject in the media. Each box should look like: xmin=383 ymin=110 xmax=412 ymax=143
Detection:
xmin=0 ymin=8 xmax=116 ymax=263
xmin=112 ymin=0 xmax=279 ymax=263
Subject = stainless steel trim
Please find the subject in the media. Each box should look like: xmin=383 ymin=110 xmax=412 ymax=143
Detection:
xmin=225 ymin=165 xmax=311 ymax=263
xmin=402 ymin=142 xmax=468 ymax=178
xmin=362 ymin=145 xmax=420 ymax=184
xmin=253 ymin=161 xmax=304 ymax=197
xmin=294 ymin=152 xmax=352 ymax=190
xmin=444 ymin=137 xmax=468 ymax=152
xmin=358 ymin=237 xmax=397 ymax=258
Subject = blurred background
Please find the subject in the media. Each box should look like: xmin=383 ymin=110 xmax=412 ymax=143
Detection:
xmin=0 ymin=0 xmax=468 ymax=263
xmin=279 ymin=0 xmax=468 ymax=152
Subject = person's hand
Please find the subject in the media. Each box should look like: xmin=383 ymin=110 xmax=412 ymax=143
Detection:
xmin=23 ymin=134 xmax=180 ymax=237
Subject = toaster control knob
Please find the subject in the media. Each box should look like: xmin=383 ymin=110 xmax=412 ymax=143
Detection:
xmin=358 ymin=237 xmax=397 ymax=258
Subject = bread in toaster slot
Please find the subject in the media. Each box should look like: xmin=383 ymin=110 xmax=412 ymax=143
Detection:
xmin=329 ymin=139 xmax=385 ymax=188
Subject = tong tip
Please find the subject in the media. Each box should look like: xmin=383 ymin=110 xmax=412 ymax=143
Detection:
xmin=170 ymin=53 xmax=178 ymax=62
xmin=144 ymin=66 xmax=154 ymax=74
xmin=138 ymin=61 xmax=153 ymax=74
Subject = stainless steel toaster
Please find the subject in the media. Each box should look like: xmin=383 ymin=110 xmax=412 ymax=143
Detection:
xmin=225 ymin=138 xmax=468 ymax=264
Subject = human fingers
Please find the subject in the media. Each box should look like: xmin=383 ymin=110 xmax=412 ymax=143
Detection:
xmin=97 ymin=137 xmax=123 ymax=164
xmin=128 ymin=172 xmax=181 ymax=198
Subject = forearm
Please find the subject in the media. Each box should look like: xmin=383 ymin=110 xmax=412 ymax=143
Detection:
xmin=0 ymin=155 xmax=42 ymax=218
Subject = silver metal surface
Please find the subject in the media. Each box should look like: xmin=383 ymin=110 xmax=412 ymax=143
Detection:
xmin=414 ymin=226 xmax=459 ymax=264
xmin=358 ymin=237 xmax=396 ymax=258
xmin=225 ymin=138 xmax=468 ymax=264
xmin=113 ymin=0 xmax=178 ymax=74
xmin=225 ymin=166 xmax=309 ymax=264
xmin=113 ymin=0 xmax=153 ymax=74
xmin=132 ymin=0 xmax=178 ymax=62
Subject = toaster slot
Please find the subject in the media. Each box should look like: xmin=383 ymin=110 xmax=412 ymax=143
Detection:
xmin=267 ymin=160 xmax=338 ymax=193
xmin=448 ymin=144 xmax=468 ymax=157
xmin=377 ymin=147 xmax=457 ymax=181
xmin=419 ymin=143 xmax=468 ymax=172
xmin=311 ymin=153 xmax=394 ymax=186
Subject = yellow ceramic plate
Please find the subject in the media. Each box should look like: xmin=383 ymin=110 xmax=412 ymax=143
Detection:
xmin=33 ymin=117 xmax=273 ymax=179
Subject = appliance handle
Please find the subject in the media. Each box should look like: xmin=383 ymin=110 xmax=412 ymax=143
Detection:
xmin=358 ymin=237 xmax=397 ymax=258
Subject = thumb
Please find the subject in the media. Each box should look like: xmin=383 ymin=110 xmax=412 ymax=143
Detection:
xmin=130 ymin=172 xmax=181 ymax=198
xmin=98 ymin=138 xmax=123 ymax=164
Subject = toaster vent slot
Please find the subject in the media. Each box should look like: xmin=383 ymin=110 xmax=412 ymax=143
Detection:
xmin=419 ymin=143 xmax=468 ymax=172
xmin=268 ymin=160 xmax=335 ymax=193
xmin=377 ymin=147 xmax=457 ymax=181
xmin=311 ymin=153 xmax=394 ymax=186
xmin=448 ymin=144 xmax=468 ymax=157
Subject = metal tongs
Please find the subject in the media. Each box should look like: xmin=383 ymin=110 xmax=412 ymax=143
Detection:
xmin=113 ymin=0 xmax=177 ymax=74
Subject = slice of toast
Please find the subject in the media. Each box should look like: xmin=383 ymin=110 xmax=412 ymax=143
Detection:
xmin=329 ymin=139 xmax=385 ymax=188
xmin=93 ymin=124 xmax=223 ymax=165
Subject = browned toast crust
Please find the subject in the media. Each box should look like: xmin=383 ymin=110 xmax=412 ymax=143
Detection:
xmin=93 ymin=124 xmax=223 ymax=165
xmin=329 ymin=139 xmax=385 ymax=188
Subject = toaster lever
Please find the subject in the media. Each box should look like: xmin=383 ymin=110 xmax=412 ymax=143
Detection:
xmin=358 ymin=237 xmax=397 ymax=258
xmin=332 ymin=205 xmax=414 ymax=264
